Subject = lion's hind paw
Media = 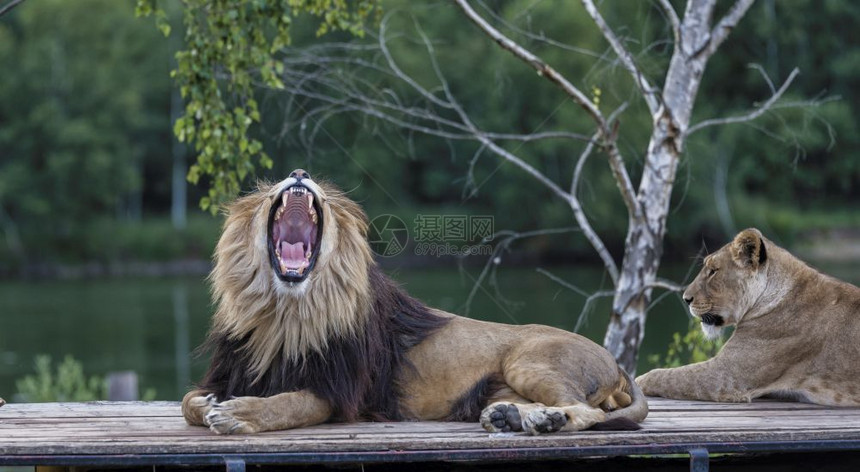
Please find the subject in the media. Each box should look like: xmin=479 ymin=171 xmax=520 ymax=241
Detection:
xmin=480 ymin=402 xmax=524 ymax=433
xmin=481 ymin=402 xmax=571 ymax=435
xmin=522 ymin=407 xmax=568 ymax=435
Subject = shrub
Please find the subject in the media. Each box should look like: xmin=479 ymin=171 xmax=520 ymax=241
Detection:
xmin=648 ymin=322 xmax=727 ymax=368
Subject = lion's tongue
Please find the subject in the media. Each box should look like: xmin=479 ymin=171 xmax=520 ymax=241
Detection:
xmin=280 ymin=241 xmax=308 ymax=269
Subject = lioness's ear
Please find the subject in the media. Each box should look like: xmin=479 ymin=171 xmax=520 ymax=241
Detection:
xmin=731 ymin=228 xmax=767 ymax=269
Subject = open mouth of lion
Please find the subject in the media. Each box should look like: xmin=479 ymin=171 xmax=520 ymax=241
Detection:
xmin=267 ymin=183 xmax=322 ymax=283
xmin=699 ymin=312 xmax=725 ymax=327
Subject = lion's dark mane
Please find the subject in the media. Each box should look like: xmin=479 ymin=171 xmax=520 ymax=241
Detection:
xmin=197 ymin=264 xmax=449 ymax=422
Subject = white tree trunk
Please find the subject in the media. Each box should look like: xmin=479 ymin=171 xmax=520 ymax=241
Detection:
xmin=603 ymin=1 xmax=715 ymax=373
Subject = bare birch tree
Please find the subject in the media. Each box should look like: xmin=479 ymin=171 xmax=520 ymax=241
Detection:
xmin=269 ymin=0 xmax=810 ymax=373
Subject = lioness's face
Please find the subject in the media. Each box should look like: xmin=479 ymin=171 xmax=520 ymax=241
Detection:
xmin=266 ymin=169 xmax=325 ymax=284
xmin=682 ymin=229 xmax=768 ymax=339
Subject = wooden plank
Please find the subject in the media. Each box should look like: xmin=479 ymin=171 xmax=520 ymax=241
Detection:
xmin=0 ymin=399 xmax=837 ymax=420
xmin=3 ymin=430 xmax=860 ymax=457
xmin=2 ymin=400 xmax=860 ymax=459
xmin=0 ymin=401 xmax=180 ymax=418
xmin=4 ymin=414 xmax=859 ymax=436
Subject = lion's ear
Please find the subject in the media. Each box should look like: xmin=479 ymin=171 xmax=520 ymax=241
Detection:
xmin=731 ymin=228 xmax=767 ymax=269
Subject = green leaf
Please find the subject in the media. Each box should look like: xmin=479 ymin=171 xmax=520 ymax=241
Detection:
xmin=140 ymin=0 xmax=381 ymax=209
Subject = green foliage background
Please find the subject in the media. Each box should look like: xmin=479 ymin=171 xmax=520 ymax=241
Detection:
xmin=15 ymin=354 xmax=157 ymax=402
xmin=16 ymin=355 xmax=106 ymax=402
xmin=0 ymin=0 xmax=858 ymax=269
xmin=648 ymin=324 xmax=727 ymax=368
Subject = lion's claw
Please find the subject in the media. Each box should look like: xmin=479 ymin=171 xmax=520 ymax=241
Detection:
xmin=204 ymin=398 xmax=259 ymax=434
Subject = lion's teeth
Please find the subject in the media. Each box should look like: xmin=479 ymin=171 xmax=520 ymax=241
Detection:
xmin=310 ymin=211 xmax=317 ymax=224
xmin=279 ymin=260 xmax=287 ymax=274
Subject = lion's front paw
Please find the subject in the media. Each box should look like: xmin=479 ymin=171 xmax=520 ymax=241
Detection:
xmin=182 ymin=393 xmax=218 ymax=426
xmin=205 ymin=397 xmax=264 ymax=435
xmin=480 ymin=402 xmax=524 ymax=433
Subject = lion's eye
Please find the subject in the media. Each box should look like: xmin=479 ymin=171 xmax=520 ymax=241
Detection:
xmin=708 ymin=268 xmax=718 ymax=277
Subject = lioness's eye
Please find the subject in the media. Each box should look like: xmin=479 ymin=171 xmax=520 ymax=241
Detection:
xmin=708 ymin=268 xmax=718 ymax=277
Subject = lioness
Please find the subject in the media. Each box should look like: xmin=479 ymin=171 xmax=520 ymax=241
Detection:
xmin=182 ymin=170 xmax=647 ymax=434
xmin=637 ymin=228 xmax=860 ymax=405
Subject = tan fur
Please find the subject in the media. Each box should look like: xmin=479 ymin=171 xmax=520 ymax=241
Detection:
xmin=183 ymin=175 xmax=647 ymax=434
xmin=637 ymin=228 xmax=860 ymax=406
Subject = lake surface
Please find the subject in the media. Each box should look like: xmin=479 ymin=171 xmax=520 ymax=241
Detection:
xmin=1 ymin=262 xmax=855 ymax=401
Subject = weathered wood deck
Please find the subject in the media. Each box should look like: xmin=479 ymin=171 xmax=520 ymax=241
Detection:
xmin=2 ymin=398 xmax=860 ymax=470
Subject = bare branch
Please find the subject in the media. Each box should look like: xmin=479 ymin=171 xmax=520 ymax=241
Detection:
xmin=535 ymin=267 xmax=591 ymax=298
xmin=474 ymin=0 xmax=605 ymax=59
xmin=648 ymin=278 xmax=686 ymax=292
xmin=575 ymin=290 xmax=616 ymax=332
xmin=463 ymin=228 xmax=580 ymax=316
xmin=656 ymin=0 xmax=682 ymax=43
xmin=460 ymin=264 xmax=522 ymax=324
xmin=411 ymin=17 xmax=623 ymax=283
xmin=481 ymin=141 xmax=570 ymax=202
xmin=272 ymin=12 xmax=626 ymax=283
xmin=472 ymin=132 xmax=621 ymax=283
xmin=484 ymin=131 xmax=594 ymax=143
xmin=430 ymin=21 xmax=624 ymax=283
xmin=378 ymin=13 xmax=452 ymax=110
xmin=411 ymin=17 xmax=573 ymax=203
xmin=604 ymin=137 xmax=641 ymax=221
xmin=570 ymin=104 xmax=630 ymax=228
xmin=749 ymin=63 xmax=776 ymax=95
xmin=0 ymin=0 xmax=26 ymax=18
xmin=571 ymin=132 xmax=600 ymax=197
xmin=581 ymin=0 xmax=660 ymax=114
xmin=453 ymin=0 xmax=642 ymax=226
xmin=463 ymin=143 xmax=487 ymax=200
xmin=704 ymin=0 xmax=756 ymax=58
xmin=687 ymin=67 xmax=800 ymax=136
xmin=536 ymin=268 xmax=614 ymax=332
xmin=565 ymin=192 xmax=620 ymax=283
xmin=453 ymin=0 xmax=604 ymax=124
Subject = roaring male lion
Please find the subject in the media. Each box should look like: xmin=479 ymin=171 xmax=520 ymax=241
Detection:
xmin=182 ymin=169 xmax=647 ymax=435
xmin=637 ymin=228 xmax=860 ymax=405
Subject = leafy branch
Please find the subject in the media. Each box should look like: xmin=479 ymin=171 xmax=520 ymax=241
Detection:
xmin=136 ymin=0 xmax=379 ymax=212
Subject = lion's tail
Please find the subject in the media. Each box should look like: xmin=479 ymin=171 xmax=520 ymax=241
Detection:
xmin=591 ymin=368 xmax=649 ymax=431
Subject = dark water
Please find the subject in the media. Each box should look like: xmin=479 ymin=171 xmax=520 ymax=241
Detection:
xmin=0 ymin=262 xmax=854 ymax=401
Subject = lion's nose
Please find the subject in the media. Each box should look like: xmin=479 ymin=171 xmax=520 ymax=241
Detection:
xmin=683 ymin=296 xmax=693 ymax=305
xmin=290 ymin=169 xmax=310 ymax=181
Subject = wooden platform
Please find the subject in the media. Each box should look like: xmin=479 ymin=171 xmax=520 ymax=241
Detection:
xmin=2 ymin=398 xmax=860 ymax=470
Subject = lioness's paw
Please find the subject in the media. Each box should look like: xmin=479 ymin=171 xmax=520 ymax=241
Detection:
xmin=635 ymin=370 xmax=660 ymax=396
xmin=205 ymin=397 xmax=263 ymax=435
xmin=522 ymin=407 xmax=567 ymax=435
xmin=480 ymin=402 xmax=523 ymax=433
